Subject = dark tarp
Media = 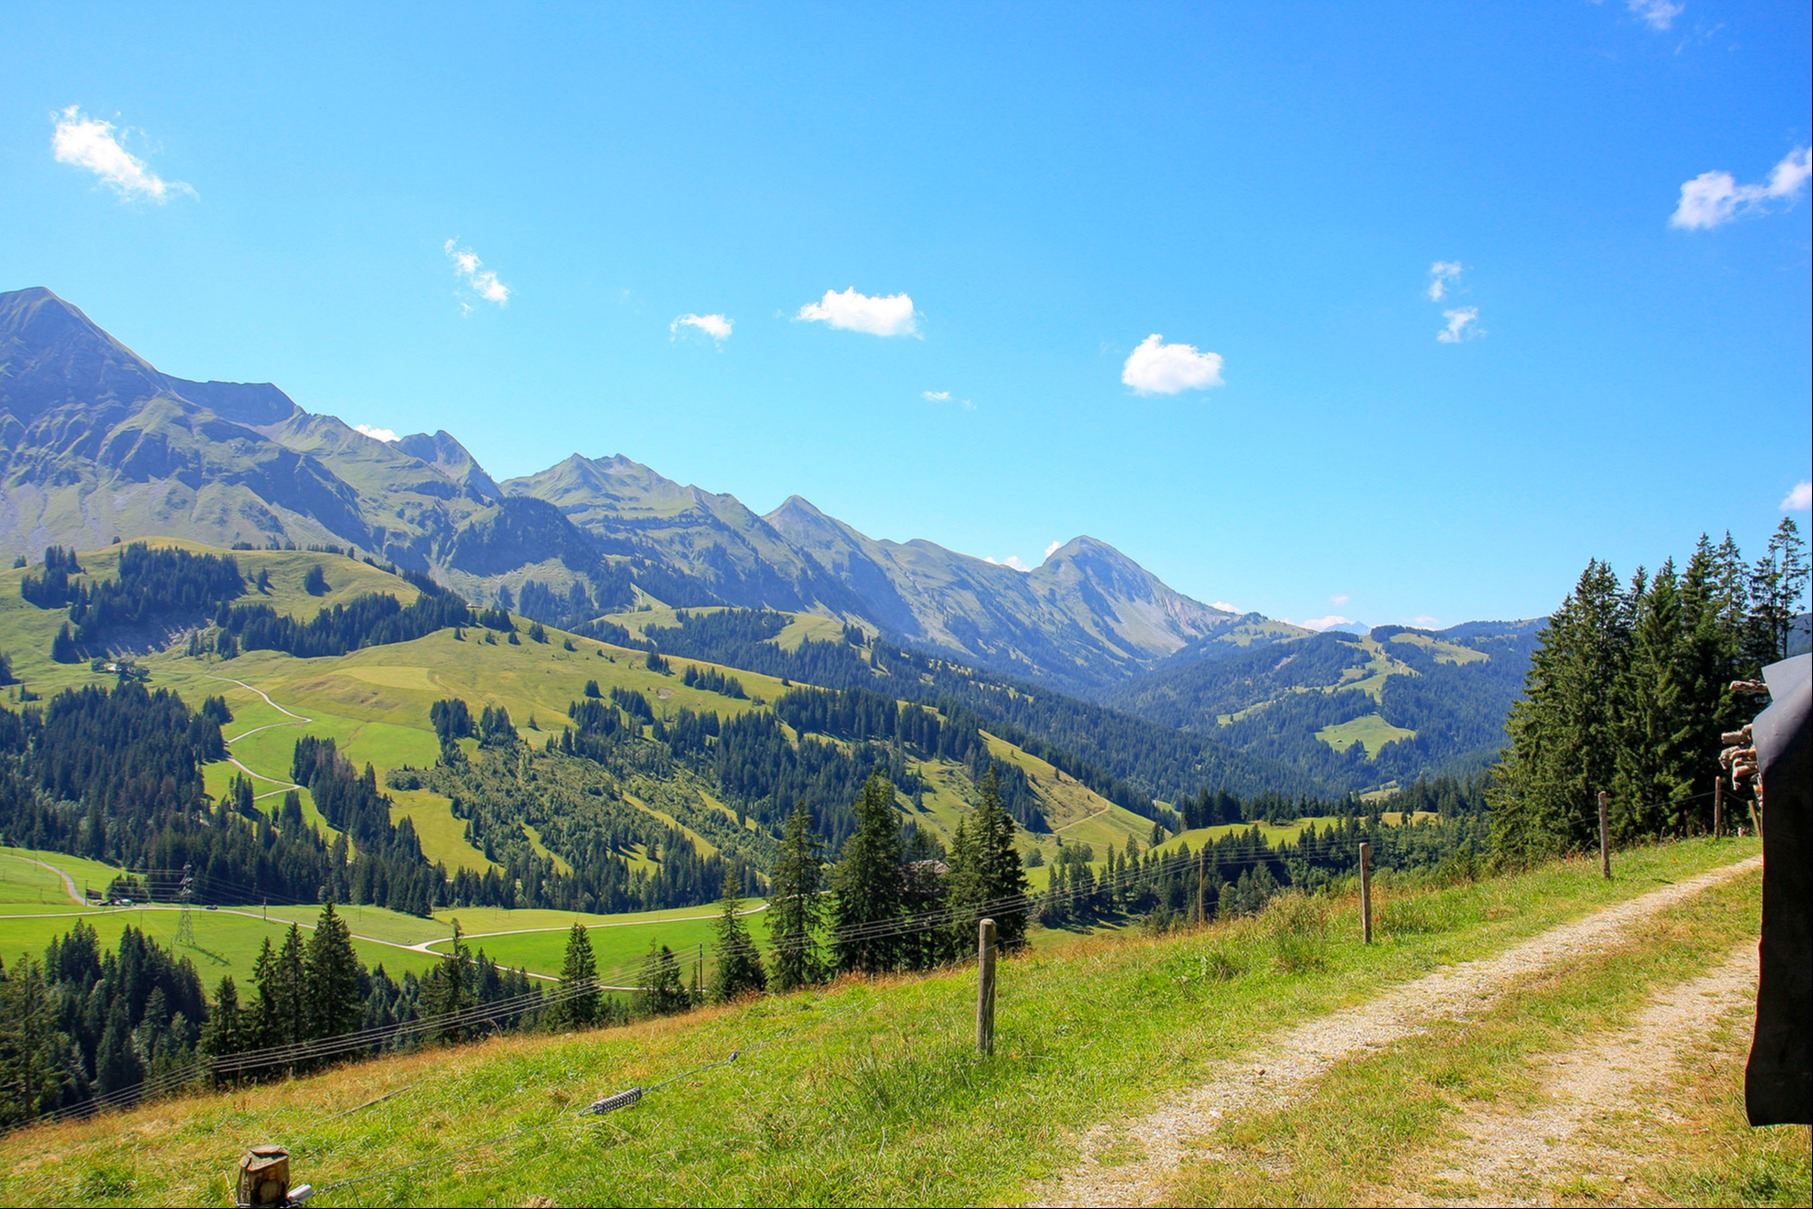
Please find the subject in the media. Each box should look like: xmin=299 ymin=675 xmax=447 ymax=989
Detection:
xmin=1746 ymin=653 xmax=1811 ymax=1127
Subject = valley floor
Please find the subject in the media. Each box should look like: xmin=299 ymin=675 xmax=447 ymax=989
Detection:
xmin=0 ymin=839 xmax=1803 ymax=1208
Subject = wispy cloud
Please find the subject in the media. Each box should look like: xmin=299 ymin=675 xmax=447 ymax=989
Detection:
xmin=1426 ymin=261 xmax=1463 ymax=301
xmin=1671 ymin=147 xmax=1811 ymax=230
xmin=671 ymin=313 xmax=732 ymax=344
xmin=1437 ymin=307 xmax=1481 ymax=344
xmin=1413 ymin=614 xmax=1440 ymax=626
xmin=984 ymin=555 xmax=1033 ymax=573
xmin=1330 ymin=593 xmax=1351 ymax=606
xmin=51 ymin=106 xmax=194 ymax=202
xmin=1628 ymin=0 xmax=1685 ymax=31
xmin=1298 ymin=614 xmax=1355 ymax=632
xmin=443 ymin=239 xmax=511 ymax=310
xmin=1211 ymin=601 xmax=1240 ymax=614
xmin=796 ymin=287 xmax=919 ymax=337
xmin=1121 ymin=334 xmax=1225 ymax=395
xmin=354 ymin=424 xmax=400 ymax=443
xmin=1043 ymin=540 xmax=1063 ymax=560
xmin=922 ymin=388 xmax=975 ymax=410
xmin=1783 ymin=481 xmax=1813 ymax=510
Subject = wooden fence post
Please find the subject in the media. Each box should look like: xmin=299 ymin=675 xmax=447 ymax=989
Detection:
xmin=1713 ymin=776 xmax=1723 ymax=839
xmin=1597 ymin=790 xmax=1611 ymax=879
xmin=977 ymin=918 xmax=997 ymax=1055
xmin=1358 ymin=841 xmax=1372 ymax=945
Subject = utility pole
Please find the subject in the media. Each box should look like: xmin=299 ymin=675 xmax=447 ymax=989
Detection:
xmin=1597 ymin=791 xmax=1611 ymax=879
xmin=1196 ymin=848 xmax=1206 ymax=926
xmin=1359 ymin=841 xmax=1373 ymax=945
xmin=1713 ymin=776 xmax=1724 ymax=839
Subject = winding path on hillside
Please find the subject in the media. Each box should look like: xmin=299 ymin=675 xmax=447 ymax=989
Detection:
xmin=209 ymin=674 xmax=314 ymax=801
xmin=0 ymin=852 xmax=87 ymax=906
xmin=1038 ymin=854 xmax=1764 ymax=1207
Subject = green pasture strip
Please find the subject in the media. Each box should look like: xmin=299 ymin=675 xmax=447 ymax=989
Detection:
xmin=1316 ymin=711 xmax=1416 ymax=756
xmin=389 ymin=788 xmax=493 ymax=875
xmin=1169 ymin=872 xmax=1774 ymax=1207
xmin=0 ymin=847 xmax=124 ymax=905
xmin=0 ymin=903 xmax=439 ymax=992
xmin=0 ymin=839 xmax=1757 ymax=1209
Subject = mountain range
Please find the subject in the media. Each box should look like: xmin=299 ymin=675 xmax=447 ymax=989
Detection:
xmin=0 ymin=285 xmax=1542 ymax=789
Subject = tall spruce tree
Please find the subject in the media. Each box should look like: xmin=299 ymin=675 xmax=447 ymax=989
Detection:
xmin=555 ymin=923 xmax=600 ymax=1029
xmin=1612 ymin=563 xmax=1699 ymax=838
xmin=974 ymin=765 xmax=1031 ymax=951
xmin=201 ymin=975 xmax=246 ymax=1062
xmin=768 ymin=799 xmax=827 ymax=991
xmin=1489 ymin=559 xmax=1631 ymax=865
xmin=832 ymin=771 xmax=904 ymax=975
xmin=304 ymin=902 xmax=362 ymax=1041
xmin=635 ymin=942 xmax=687 ymax=1018
xmin=710 ymin=875 xmax=768 ymax=1002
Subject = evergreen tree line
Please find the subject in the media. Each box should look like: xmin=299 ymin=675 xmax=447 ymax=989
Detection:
xmin=218 ymin=589 xmax=478 ymax=660
xmin=16 ymin=546 xmax=83 ymax=609
xmin=0 ymin=905 xmax=553 ymax=1128
xmin=1490 ymin=521 xmax=1808 ymax=865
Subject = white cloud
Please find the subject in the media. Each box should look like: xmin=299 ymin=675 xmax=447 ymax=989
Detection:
xmin=1783 ymin=481 xmax=1813 ymax=510
xmin=671 ymin=313 xmax=732 ymax=343
xmin=1437 ymin=307 xmax=1481 ymax=343
xmin=1426 ymin=261 xmax=1463 ymax=301
xmin=1299 ymin=614 xmax=1354 ymax=632
xmin=354 ymin=424 xmax=400 ymax=443
xmin=1671 ymin=147 xmax=1811 ymax=230
xmin=984 ymin=555 xmax=1033 ymax=573
xmin=443 ymin=239 xmax=511 ymax=308
xmin=922 ymin=388 xmax=975 ymax=410
xmin=1043 ymin=540 xmax=1063 ymax=560
xmin=1211 ymin=601 xmax=1240 ymax=614
xmin=796 ymin=287 xmax=918 ymax=336
xmin=1628 ymin=0 xmax=1685 ymax=31
xmin=1413 ymin=615 xmax=1440 ymax=626
xmin=51 ymin=106 xmax=194 ymax=202
xmin=1121 ymin=334 xmax=1225 ymax=395
xmin=1330 ymin=593 xmax=1350 ymax=606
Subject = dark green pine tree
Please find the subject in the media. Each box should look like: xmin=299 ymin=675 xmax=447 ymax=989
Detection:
xmin=941 ymin=816 xmax=984 ymax=963
xmin=201 ymin=975 xmax=246 ymax=1062
xmin=555 ymin=923 xmax=600 ymax=1029
xmin=1611 ymin=563 xmax=1699 ymax=839
xmin=422 ymin=919 xmax=474 ymax=1041
xmin=95 ymin=999 xmax=142 ymax=1097
xmin=1747 ymin=517 xmax=1809 ymax=665
xmin=635 ymin=942 xmax=688 ymax=1018
xmin=1489 ymin=559 xmax=1631 ymax=865
xmin=710 ymin=875 xmax=768 ymax=1003
xmin=0 ymin=956 xmax=67 ymax=1122
xmin=768 ymin=799 xmax=827 ymax=992
xmin=832 ymin=771 xmax=904 ymax=975
xmin=304 ymin=902 xmax=363 ymax=1042
xmin=974 ymin=765 xmax=1032 ymax=951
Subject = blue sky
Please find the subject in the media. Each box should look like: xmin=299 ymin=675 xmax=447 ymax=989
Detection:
xmin=3 ymin=2 xmax=1808 ymax=628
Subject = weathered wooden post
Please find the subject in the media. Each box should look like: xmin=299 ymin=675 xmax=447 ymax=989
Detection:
xmin=237 ymin=1145 xmax=290 ymax=1207
xmin=1713 ymin=775 xmax=1724 ymax=839
xmin=1358 ymin=841 xmax=1373 ymax=945
xmin=1597 ymin=790 xmax=1612 ymax=879
xmin=976 ymin=917 xmax=997 ymax=1055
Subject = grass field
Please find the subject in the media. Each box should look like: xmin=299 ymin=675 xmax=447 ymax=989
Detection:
xmin=1316 ymin=711 xmax=1417 ymax=756
xmin=0 ymin=839 xmax=1793 ymax=1209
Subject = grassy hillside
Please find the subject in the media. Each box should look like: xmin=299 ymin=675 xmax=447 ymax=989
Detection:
xmin=0 ymin=540 xmax=1155 ymax=903
xmin=0 ymin=839 xmax=1796 ymax=1208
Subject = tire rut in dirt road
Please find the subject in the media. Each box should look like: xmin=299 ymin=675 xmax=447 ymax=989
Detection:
xmin=1037 ymin=855 xmax=1762 ymax=1208
xmin=1395 ymin=945 xmax=1759 ymax=1208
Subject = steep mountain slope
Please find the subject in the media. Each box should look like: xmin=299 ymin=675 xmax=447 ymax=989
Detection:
xmin=2 ymin=287 xmax=1262 ymax=690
